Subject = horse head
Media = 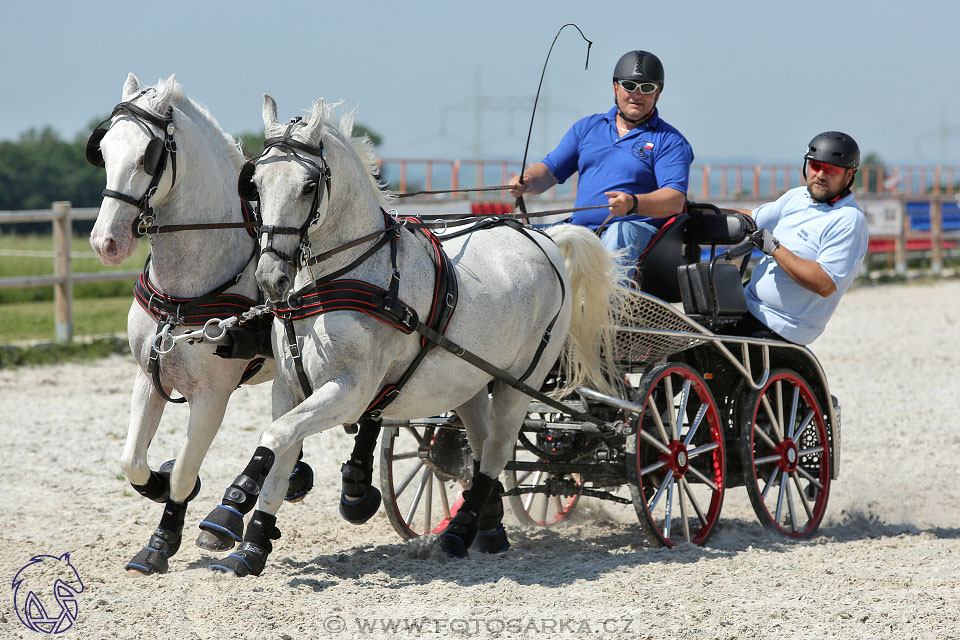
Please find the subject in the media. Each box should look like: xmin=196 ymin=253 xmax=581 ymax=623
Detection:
xmin=251 ymin=95 xmax=333 ymax=301
xmin=89 ymin=73 xmax=179 ymax=265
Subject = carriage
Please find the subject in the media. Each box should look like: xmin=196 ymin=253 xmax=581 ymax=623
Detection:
xmin=377 ymin=202 xmax=839 ymax=547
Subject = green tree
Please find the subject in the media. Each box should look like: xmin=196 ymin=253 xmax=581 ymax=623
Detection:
xmin=856 ymin=151 xmax=885 ymax=193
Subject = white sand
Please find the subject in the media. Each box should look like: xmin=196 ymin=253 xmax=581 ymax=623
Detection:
xmin=1 ymin=279 xmax=959 ymax=639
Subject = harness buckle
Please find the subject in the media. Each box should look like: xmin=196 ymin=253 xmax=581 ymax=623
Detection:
xmin=445 ymin=292 xmax=455 ymax=308
xmin=288 ymin=339 xmax=301 ymax=359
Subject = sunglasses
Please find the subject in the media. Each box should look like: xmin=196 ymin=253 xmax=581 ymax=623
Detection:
xmin=807 ymin=160 xmax=846 ymax=176
xmin=617 ymin=79 xmax=659 ymax=94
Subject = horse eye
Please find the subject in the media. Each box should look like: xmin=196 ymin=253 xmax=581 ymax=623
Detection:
xmin=302 ymin=181 xmax=318 ymax=196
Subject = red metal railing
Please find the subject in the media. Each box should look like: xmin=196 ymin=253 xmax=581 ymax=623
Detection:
xmin=379 ymin=159 xmax=960 ymax=200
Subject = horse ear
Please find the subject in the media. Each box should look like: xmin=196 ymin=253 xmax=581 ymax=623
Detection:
xmin=262 ymin=94 xmax=279 ymax=132
xmin=301 ymin=98 xmax=325 ymax=143
xmin=153 ymin=74 xmax=177 ymax=111
xmin=122 ymin=73 xmax=140 ymax=101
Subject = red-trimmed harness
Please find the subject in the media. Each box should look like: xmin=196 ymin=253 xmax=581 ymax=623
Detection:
xmin=270 ymin=212 xmax=458 ymax=418
xmin=135 ymin=200 xmax=267 ymax=403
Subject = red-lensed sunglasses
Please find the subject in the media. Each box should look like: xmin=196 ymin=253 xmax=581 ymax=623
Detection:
xmin=807 ymin=160 xmax=846 ymax=176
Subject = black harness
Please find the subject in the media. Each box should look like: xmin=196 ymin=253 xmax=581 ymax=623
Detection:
xmin=270 ymin=212 xmax=458 ymax=418
xmin=86 ymin=93 xmax=178 ymax=237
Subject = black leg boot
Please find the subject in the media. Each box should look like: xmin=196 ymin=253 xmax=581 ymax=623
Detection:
xmin=126 ymin=498 xmax=190 ymax=575
xmin=284 ymin=447 xmax=314 ymax=503
xmin=470 ymin=459 xmax=510 ymax=554
xmin=209 ymin=510 xmax=280 ymax=577
xmin=438 ymin=469 xmax=497 ymax=558
xmin=339 ymin=418 xmax=382 ymax=524
xmin=197 ymin=447 xmax=274 ymax=551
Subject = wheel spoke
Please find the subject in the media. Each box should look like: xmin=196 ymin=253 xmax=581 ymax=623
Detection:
xmin=395 ymin=459 xmax=425 ymax=497
xmin=683 ymin=404 xmax=708 ymax=447
xmin=753 ymin=420 xmax=778 ymax=449
xmin=552 ymin=494 xmax=565 ymax=518
xmin=798 ymin=445 xmax=825 ymax=457
xmin=664 ymin=478 xmax=675 ymax=539
xmin=787 ymin=385 xmax=800 ymax=439
xmin=664 ymin=376 xmax=678 ymax=440
xmin=685 ymin=464 xmax=719 ymax=492
xmin=648 ymin=469 xmax=675 ymax=512
xmin=679 ymin=480 xmax=691 ymax=542
xmin=761 ymin=467 xmax=781 ymax=499
xmin=524 ymin=471 xmax=543 ymax=511
xmin=774 ymin=468 xmax=789 ymax=525
xmin=753 ymin=453 xmax=781 ymax=465
xmin=405 ymin=467 xmax=431 ymax=526
xmin=403 ymin=426 xmax=424 ymax=445
xmin=647 ymin=396 xmax=671 ymax=445
xmin=640 ymin=428 xmax=673 ymax=455
xmin=761 ymin=395 xmax=785 ymax=442
xmin=424 ymin=469 xmax=434 ymax=533
xmin=785 ymin=478 xmax=798 ymax=532
xmin=680 ymin=477 xmax=707 ymax=526
xmin=794 ymin=410 xmax=816 ymax=440
xmin=538 ymin=483 xmax=550 ymax=523
xmin=775 ymin=381 xmax=784 ymax=439
xmin=439 ymin=479 xmax=452 ymax=518
xmin=687 ymin=442 xmax=719 ymax=460
xmin=791 ymin=471 xmax=814 ymax=520
xmin=390 ymin=450 xmax=420 ymax=461
xmin=517 ymin=469 xmax=534 ymax=485
xmin=796 ymin=465 xmax=823 ymax=489
xmin=676 ymin=379 xmax=692 ymax=435
xmin=641 ymin=459 xmax=667 ymax=475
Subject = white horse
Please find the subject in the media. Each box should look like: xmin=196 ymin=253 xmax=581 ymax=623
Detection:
xmin=206 ymin=96 xmax=629 ymax=576
xmin=88 ymin=74 xmax=313 ymax=574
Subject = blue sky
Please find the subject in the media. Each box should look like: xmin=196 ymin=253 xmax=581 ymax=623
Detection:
xmin=2 ymin=0 xmax=958 ymax=165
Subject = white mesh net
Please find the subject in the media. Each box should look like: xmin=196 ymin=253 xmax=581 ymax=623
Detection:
xmin=611 ymin=293 xmax=710 ymax=364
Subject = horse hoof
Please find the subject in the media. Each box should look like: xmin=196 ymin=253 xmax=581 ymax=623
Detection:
xmin=437 ymin=510 xmax=477 ymax=558
xmin=196 ymin=529 xmax=235 ymax=552
xmin=438 ymin=533 xmax=470 ymax=559
xmin=339 ymin=487 xmax=382 ymax=524
xmin=198 ymin=504 xmax=244 ymax=548
xmin=284 ymin=460 xmax=314 ymax=503
xmin=472 ymin=526 xmax=510 ymax=554
xmin=209 ymin=542 xmax=269 ymax=577
xmin=125 ymin=547 xmax=169 ymax=575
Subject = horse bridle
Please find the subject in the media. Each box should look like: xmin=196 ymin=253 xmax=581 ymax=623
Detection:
xmin=238 ymin=120 xmax=333 ymax=270
xmin=86 ymin=93 xmax=178 ymax=237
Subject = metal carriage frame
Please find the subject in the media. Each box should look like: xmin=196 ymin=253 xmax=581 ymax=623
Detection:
xmin=378 ymin=209 xmax=841 ymax=548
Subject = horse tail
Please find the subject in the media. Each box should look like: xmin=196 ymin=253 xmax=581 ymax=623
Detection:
xmin=544 ymin=224 xmax=631 ymax=399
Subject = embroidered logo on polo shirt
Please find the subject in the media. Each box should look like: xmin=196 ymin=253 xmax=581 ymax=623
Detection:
xmin=632 ymin=141 xmax=654 ymax=159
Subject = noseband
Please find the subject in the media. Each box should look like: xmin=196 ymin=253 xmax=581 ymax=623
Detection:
xmin=240 ymin=121 xmax=333 ymax=271
xmin=86 ymin=92 xmax=178 ymax=237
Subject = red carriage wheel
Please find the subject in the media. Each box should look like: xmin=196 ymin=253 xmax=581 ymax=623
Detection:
xmin=738 ymin=369 xmax=831 ymax=538
xmin=504 ymin=437 xmax=582 ymax=527
xmin=626 ymin=362 xmax=725 ymax=546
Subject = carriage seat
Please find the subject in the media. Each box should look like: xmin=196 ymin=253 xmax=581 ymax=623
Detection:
xmin=633 ymin=202 xmax=755 ymax=305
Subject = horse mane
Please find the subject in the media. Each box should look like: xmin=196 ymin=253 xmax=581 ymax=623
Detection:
xmin=138 ymin=79 xmax=246 ymax=172
xmin=267 ymin=101 xmax=394 ymax=208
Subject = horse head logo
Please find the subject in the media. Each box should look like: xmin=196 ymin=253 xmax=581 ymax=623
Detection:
xmin=12 ymin=553 xmax=84 ymax=634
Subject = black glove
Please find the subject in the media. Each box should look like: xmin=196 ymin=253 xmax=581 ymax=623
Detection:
xmin=750 ymin=229 xmax=780 ymax=256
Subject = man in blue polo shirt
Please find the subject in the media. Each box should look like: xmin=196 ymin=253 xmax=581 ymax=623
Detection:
xmin=730 ymin=131 xmax=869 ymax=345
xmin=508 ymin=49 xmax=693 ymax=281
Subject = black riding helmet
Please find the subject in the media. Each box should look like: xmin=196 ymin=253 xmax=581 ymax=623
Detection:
xmin=803 ymin=131 xmax=860 ymax=191
xmin=613 ymin=50 xmax=664 ymax=125
xmin=613 ymin=50 xmax=665 ymax=87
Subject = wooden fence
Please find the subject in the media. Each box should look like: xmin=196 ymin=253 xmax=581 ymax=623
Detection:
xmin=0 ymin=202 xmax=139 ymax=343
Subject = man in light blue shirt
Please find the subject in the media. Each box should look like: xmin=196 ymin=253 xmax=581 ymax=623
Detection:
xmin=508 ymin=50 xmax=693 ymax=281
xmin=730 ymin=132 xmax=868 ymax=345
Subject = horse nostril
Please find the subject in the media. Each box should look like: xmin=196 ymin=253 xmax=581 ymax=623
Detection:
xmin=104 ymin=238 xmax=117 ymax=256
xmin=276 ymin=275 xmax=291 ymax=294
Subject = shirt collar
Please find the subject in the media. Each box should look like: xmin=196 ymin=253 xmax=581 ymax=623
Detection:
xmin=605 ymin=106 xmax=661 ymax=131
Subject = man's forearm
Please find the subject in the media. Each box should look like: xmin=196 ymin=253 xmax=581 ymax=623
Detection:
xmin=633 ymin=187 xmax=686 ymax=218
xmin=771 ymin=246 xmax=837 ymax=297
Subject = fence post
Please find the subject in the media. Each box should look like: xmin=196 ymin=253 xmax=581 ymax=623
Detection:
xmin=52 ymin=201 xmax=73 ymax=343
xmin=930 ymin=194 xmax=943 ymax=275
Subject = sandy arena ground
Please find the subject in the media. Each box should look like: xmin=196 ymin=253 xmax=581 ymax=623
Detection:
xmin=1 ymin=279 xmax=959 ymax=639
